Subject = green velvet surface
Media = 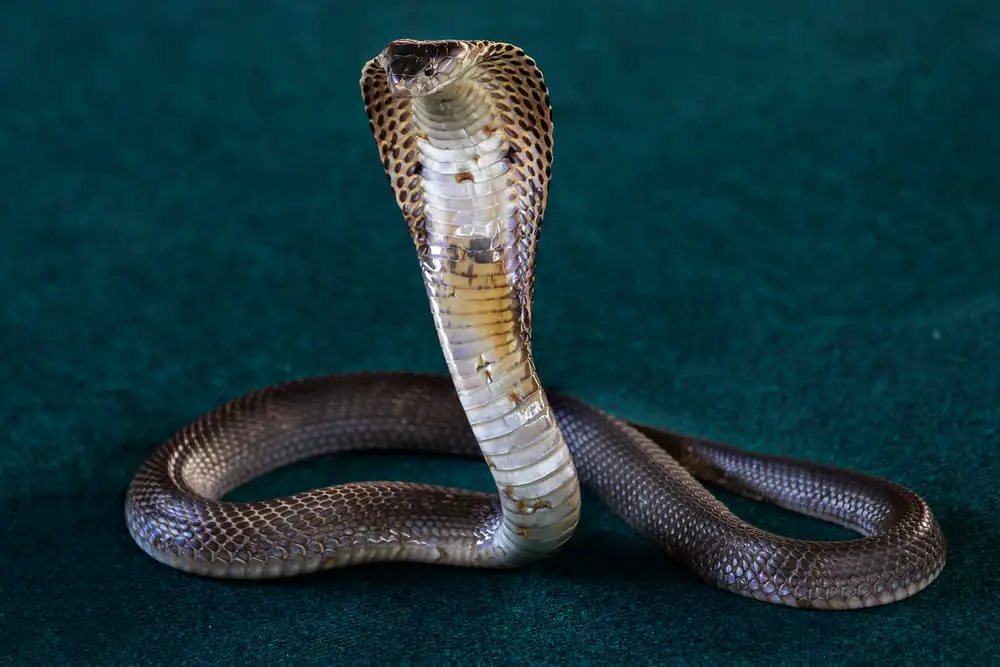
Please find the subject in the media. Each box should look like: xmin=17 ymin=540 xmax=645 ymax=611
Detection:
xmin=3 ymin=1 xmax=998 ymax=664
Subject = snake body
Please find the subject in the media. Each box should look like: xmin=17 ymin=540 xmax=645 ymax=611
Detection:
xmin=125 ymin=39 xmax=946 ymax=609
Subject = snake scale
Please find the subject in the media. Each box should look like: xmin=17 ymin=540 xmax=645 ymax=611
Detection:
xmin=125 ymin=39 xmax=946 ymax=610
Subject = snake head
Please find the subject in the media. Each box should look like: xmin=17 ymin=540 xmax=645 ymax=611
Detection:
xmin=380 ymin=39 xmax=470 ymax=97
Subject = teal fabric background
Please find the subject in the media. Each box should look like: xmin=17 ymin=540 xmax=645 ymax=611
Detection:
xmin=2 ymin=1 xmax=998 ymax=664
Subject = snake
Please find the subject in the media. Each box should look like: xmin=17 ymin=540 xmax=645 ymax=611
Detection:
xmin=125 ymin=38 xmax=947 ymax=610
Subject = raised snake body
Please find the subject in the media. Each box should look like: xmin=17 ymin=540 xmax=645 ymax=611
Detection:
xmin=125 ymin=39 xmax=946 ymax=609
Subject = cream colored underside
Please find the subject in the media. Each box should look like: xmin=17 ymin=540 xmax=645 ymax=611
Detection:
xmin=412 ymin=80 xmax=580 ymax=562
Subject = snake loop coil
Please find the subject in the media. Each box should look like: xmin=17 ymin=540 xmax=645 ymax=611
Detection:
xmin=125 ymin=39 xmax=946 ymax=610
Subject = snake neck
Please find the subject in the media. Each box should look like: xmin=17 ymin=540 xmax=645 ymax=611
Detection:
xmin=411 ymin=82 xmax=581 ymax=565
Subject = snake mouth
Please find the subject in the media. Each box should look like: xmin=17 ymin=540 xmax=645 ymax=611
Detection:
xmin=380 ymin=38 xmax=468 ymax=98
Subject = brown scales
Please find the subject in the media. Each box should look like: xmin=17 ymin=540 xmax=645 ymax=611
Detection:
xmin=359 ymin=41 xmax=555 ymax=345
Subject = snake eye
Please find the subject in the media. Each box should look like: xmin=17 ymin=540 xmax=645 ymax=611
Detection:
xmin=423 ymin=66 xmax=435 ymax=76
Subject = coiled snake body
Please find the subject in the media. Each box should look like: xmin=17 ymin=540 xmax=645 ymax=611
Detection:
xmin=125 ymin=39 xmax=946 ymax=610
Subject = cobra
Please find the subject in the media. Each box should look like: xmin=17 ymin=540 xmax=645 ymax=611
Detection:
xmin=124 ymin=38 xmax=946 ymax=610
